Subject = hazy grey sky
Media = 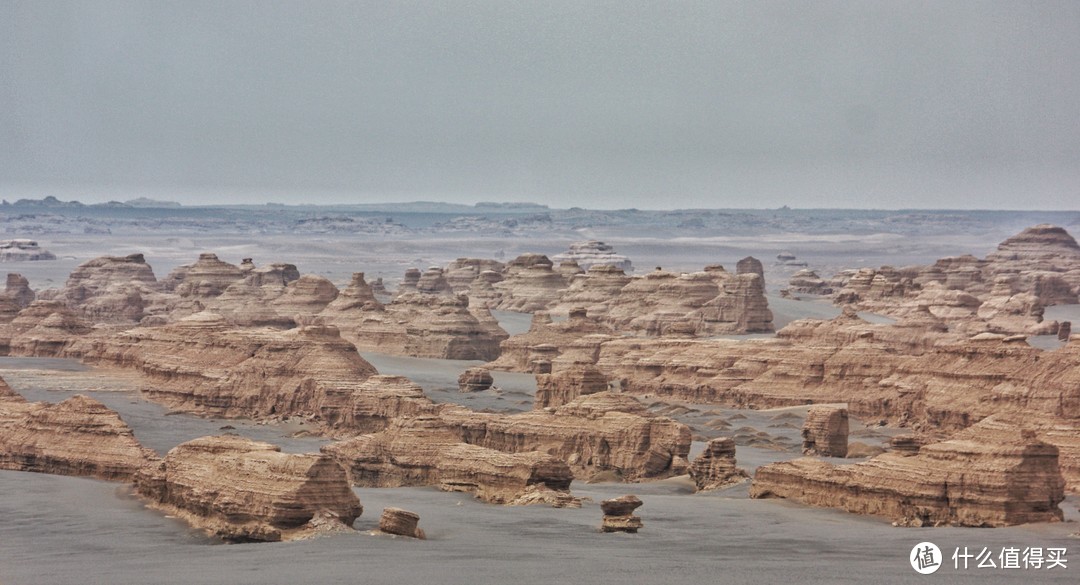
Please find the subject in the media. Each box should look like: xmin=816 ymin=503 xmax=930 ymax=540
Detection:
xmin=2 ymin=1 xmax=1078 ymax=209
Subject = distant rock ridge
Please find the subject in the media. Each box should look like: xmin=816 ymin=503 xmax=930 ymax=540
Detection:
xmin=0 ymin=240 xmax=56 ymax=261
xmin=831 ymin=224 xmax=1080 ymax=335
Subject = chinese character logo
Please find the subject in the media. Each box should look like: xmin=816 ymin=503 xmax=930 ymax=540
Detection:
xmin=911 ymin=542 xmax=942 ymax=575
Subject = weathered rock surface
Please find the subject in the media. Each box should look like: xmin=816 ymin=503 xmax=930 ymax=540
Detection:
xmin=534 ymin=361 xmax=609 ymax=409
xmin=488 ymin=310 xmax=614 ymax=373
xmin=0 ymin=393 xmax=155 ymax=481
xmin=52 ymin=253 xmax=161 ymax=324
xmin=4 ymin=273 xmax=35 ymax=309
xmin=785 ymin=269 xmax=833 ymax=296
xmin=750 ymin=430 xmax=1065 ymax=527
xmin=551 ymin=241 xmax=632 ymax=273
xmin=0 ymin=300 xmax=93 ymax=356
xmin=0 ymin=239 xmax=56 ymax=261
xmin=135 ymin=435 xmax=363 ymax=542
xmin=378 ymin=507 xmax=425 ymax=539
xmin=457 ymin=367 xmax=494 ymax=392
xmin=802 ymin=406 xmax=849 ymax=457
xmin=164 ymin=253 xmax=244 ymax=297
xmin=324 ymin=392 xmax=691 ymax=494
xmin=494 ymin=254 xmax=568 ymax=312
xmin=68 ymin=314 xmax=379 ymax=420
xmin=834 ymin=225 xmax=1080 ymax=334
xmin=600 ymin=495 xmax=643 ymax=533
xmin=688 ymin=437 xmax=748 ymax=491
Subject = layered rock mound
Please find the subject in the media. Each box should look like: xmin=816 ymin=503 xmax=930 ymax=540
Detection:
xmin=551 ymin=241 xmax=632 ymax=273
xmin=52 ymin=253 xmax=161 ymax=324
xmin=601 ymin=495 xmax=643 ymax=533
xmin=488 ymin=309 xmax=614 ymax=373
xmin=0 ymin=393 xmax=156 ymax=481
xmin=534 ymin=361 xmax=609 ymax=409
xmin=802 ymin=406 xmax=849 ymax=457
xmin=750 ymin=430 xmax=1066 ymax=527
xmin=688 ymin=437 xmax=749 ymax=491
xmin=324 ymin=392 xmax=691 ymax=499
xmin=135 ymin=435 xmax=363 ymax=542
xmin=458 ymin=367 xmax=494 ymax=392
xmin=833 ymin=225 xmax=1080 ymax=334
xmin=494 ymin=254 xmax=568 ymax=312
xmin=68 ymin=315 xmax=379 ymax=420
xmin=323 ymin=419 xmax=576 ymax=505
xmin=0 ymin=300 xmax=92 ymax=356
xmin=163 ymin=253 xmax=244 ymax=297
xmin=378 ymin=507 xmax=425 ymax=539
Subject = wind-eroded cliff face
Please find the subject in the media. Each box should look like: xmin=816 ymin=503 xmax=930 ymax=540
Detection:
xmin=135 ymin=435 xmax=363 ymax=542
xmin=324 ymin=392 xmax=691 ymax=500
xmin=750 ymin=430 xmax=1066 ymax=527
xmin=0 ymin=390 xmax=156 ymax=481
xmin=67 ymin=313 xmax=379 ymax=420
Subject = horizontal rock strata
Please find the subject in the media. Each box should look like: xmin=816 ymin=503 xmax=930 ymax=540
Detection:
xmin=135 ymin=435 xmax=363 ymax=542
xmin=0 ymin=392 xmax=155 ymax=481
xmin=750 ymin=431 xmax=1065 ymax=527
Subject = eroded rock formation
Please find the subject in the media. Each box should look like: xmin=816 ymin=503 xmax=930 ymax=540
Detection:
xmin=600 ymin=495 xmax=643 ymax=533
xmin=802 ymin=406 xmax=849 ymax=457
xmin=136 ymin=435 xmax=363 ymax=542
xmin=750 ymin=430 xmax=1066 ymax=527
xmin=0 ymin=392 xmax=155 ymax=481
xmin=458 ymin=367 xmax=494 ymax=392
xmin=688 ymin=437 xmax=748 ymax=491
xmin=551 ymin=241 xmax=632 ymax=273
xmin=378 ymin=507 xmax=425 ymax=539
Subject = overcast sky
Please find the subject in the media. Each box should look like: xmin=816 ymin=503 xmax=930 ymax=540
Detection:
xmin=2 ymin=1 xmax=1078 ymax=209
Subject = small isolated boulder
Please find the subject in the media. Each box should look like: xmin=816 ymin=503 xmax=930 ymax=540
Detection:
xmin=601 ymin=495 xmax=643 ymax=533
xmin=379 ymin=507 xmax=425 ymax=539
xmin=688 ymin=437 xmax=749 ymax=491
xmin=457 ymin=367 xmax=494 ymax=392
xmin=802 ymin=406 xmax=849 ymax=457
xmin=1059 ymin=321 xmax=1072 ymax=342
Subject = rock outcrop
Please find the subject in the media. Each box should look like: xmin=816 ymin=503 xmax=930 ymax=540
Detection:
xmin=688 ymin=437 xmax=749 ymax=491
xmin=163 ymin=253 xmax=244 ymax=297
xmin=68 ymin=314 xmax=379 ymax=421
xmin=4 ymin=273 xmax=35 ymax=309
xmin=494 ymin=254 xmax=568 ymax=312
xmin=785 ymin=269 xmax=833 ymax=296
xmin=0 ymin=300 xmax=93 ymax=356
xmin=600 ymin=495 xmax=643 ymax=533
xmin=750 ymin=430 xmax=1066 ymax=527
xmin=0 ymin=393 xmax=156 ymax=481
xmin=489 ymin=310 xmax=614 ymax=373
xmin=53 ymin=253 xmax=161 ymax=324
xmin=457 ymin=367 xmax=494 ymax=392
xmin=802 ymin=406 xmax=849 ymax=457
xmin=551 ymin=241 xmax=632 ymax=273
xmin=324 ymin=392 xmax=692 ymax=494
xmin=833 ymin=225 xmax=1080 ymax=334
xmin=378 ymin=507 xmax=425 ymax=539
xmin=534 ymin=361 xmax=609 ymax=409
xmin=135 ymin=435 xmax=363 ymax=542
xmin=0 ymin=239 xmax=56 ymax=261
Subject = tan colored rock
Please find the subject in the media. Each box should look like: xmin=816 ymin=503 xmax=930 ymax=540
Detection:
xmin=551 ymin=241 xmax=632 ymax=273
xmin=51 ymin=254 xmax=162 ymax=324
xmin=164 ymin=253 xmax=244 ymax=297
xmin=1059 ymin=321 xmax=1072 ymax=341
xmin=0 ymin=394 xmax=156 ymax=481
xmin=204 ymin=263 xmax=302 ymax=327
xmin=397 ymin=268 xmax=422 ymax=295
xmin=600 ymin=495 xmax=643 ymax=533
xmin=325 ymin=392 xmax=691 ymax=490
xmin=488 ymin=310 xmax=614 ymax=373
xmin=378 ymin=507 xmax=425 ymax=539
xmin=750 ymin=430 xmax=1065 ymax=527
xmin=320 ymin=375 xmax=441 ymax=435
xmin=67 ymin=315 xmax=379 ymax=420
xmin=270 ymin=274 xmax=339 ymax=316
xmin=458 ymin=367 xmax=494 ymax=392
xmin=323 ymin=418 xmax=577 ymax=505
xmin=445 ymin=258 xmax=505 ymax=293
xmin=688 ymin=437 xmax=748 ymax=491
xmin=135 ymin=435 xmax=363 ymax=542
xmin=549 ymin=265 xmax=632 ymax=317
xmin=416 ymin=267 xmax=454 ymax=295
xmin=4 ymin=273 xmax=35 ymax=309
xmin=786 ymin=269 xmax=833 ymax=296
xmin=802 ymin=406 xmax=849 ymax=457
xmin=494 ymin=254 xmax=568 ymax=312
xmin=534 ymin=361 xmax=608 ymax=409
xmin=0 ymin=300 xmax=93 ymax=356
